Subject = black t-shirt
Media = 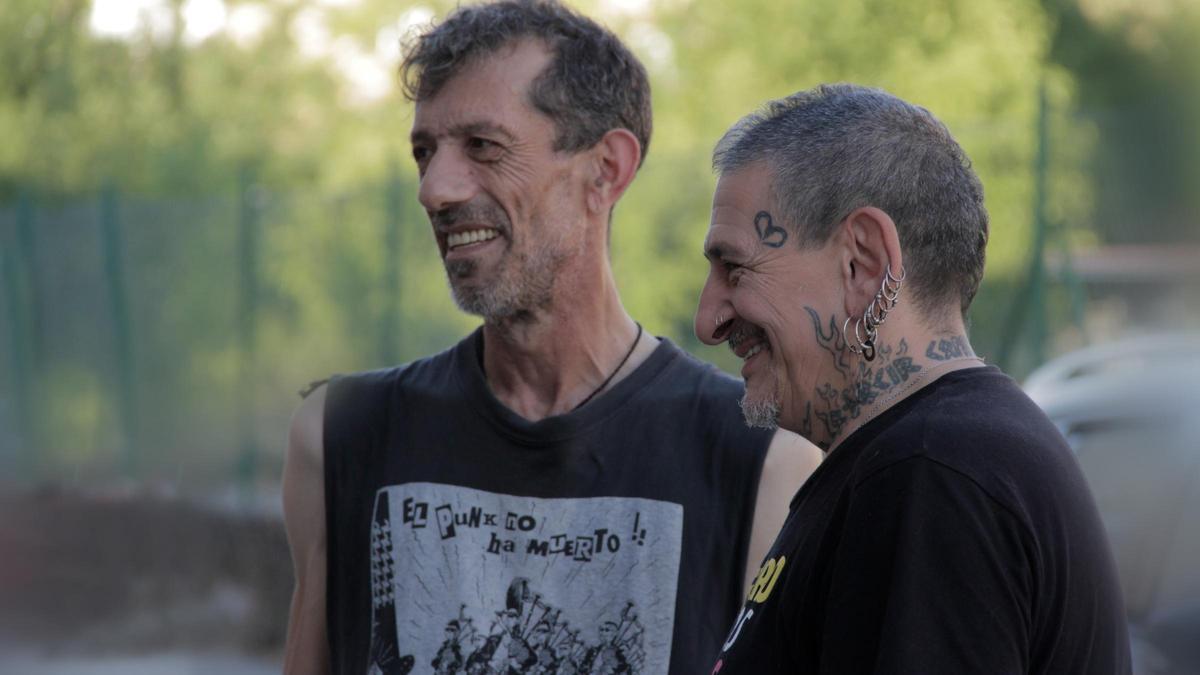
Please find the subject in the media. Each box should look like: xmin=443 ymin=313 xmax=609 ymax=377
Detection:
xmin=323 ymin=329 xmax=773 ymax=675
xmin=714 ymin=366 xmax=1130 ymax=674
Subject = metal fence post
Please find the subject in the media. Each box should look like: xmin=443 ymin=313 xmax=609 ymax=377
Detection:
xmin=1028 ymin=81 xmax=1050 ymax=367
xmin=236 ymin=168 xmax=260 ymax=493
xmin=100 ymin=185 xmax=140 ymax=476
xmin=16 ymin=193 xmax=42 ymax=371
xmin=998 ymin=80 xmax=1051 ymax=372
xmin=380 ymin=161 xmax=403 ymax=366
xmin=2 ymin=195 xmax=35 ymax=476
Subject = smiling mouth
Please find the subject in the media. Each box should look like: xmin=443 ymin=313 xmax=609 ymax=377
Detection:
xmin=446 ymin=228 xmax=500 ymax=251
xmin=729 ymin=325 xmax=771 ymax=362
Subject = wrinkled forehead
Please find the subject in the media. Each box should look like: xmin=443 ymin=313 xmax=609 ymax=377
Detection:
xmin=705 ymin=163 xmax=779 ymax=250
xmin=713 ymin=161 xmax=776 ymax=215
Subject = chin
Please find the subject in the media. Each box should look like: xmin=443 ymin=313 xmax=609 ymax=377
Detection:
xmin=739 ymin=392 xmax=781 ymax=429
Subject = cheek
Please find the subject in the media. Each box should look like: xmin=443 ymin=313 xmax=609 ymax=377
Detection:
xmin=488 ymin=157 xmax=542 ymax=218
xmin=736 ymin=278 xmax=799 ymax=336
xmin=518 ymin=166 xmax=580 ymax=229
xmin=759 ymin=306 xmax=830 ymax=383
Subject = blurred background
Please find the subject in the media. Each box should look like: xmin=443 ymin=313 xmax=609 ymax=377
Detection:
xmin=0 ymin=0 xmax=1197 ymax=672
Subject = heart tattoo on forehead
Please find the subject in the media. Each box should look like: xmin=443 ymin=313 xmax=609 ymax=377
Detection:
xmin=754 ymin=211 xmax=788 ymax=248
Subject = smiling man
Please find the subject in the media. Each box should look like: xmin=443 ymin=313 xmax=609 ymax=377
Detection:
xmin=279 ymin=2 xmax=820 ymax=674
xmin=697 ymin=85 xmax=1130 ymax=673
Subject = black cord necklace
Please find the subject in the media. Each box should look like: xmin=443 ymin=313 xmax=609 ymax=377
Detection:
xmin=573 ymin=322 xmax=643 ymax=411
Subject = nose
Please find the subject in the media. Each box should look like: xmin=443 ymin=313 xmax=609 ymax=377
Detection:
xmin=695 ymin=271 xmax=735 ymax=345
xmin=418 ymin=148 xmax=477 ymax=213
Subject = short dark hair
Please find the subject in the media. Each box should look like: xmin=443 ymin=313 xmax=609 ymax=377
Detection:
xmin=714 ymin=84 xmax=989 ymax=321
xmin=401 ymin=0 xmax=652 ymax=166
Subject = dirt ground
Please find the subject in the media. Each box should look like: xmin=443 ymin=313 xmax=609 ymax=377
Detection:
xmin=0 ymin=484 xmax=292 ymax=667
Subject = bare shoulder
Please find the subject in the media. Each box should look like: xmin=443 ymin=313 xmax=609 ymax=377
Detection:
xmin=288 ymin=382 xmax=327 ymax=471
xmin=283 ymin=381 xmax=327 ymax=537
xmin=742 ymin=429 xmax=822 ymax=592
xmin=282 ymin=382 xmax=332 ymax=673
xmin=763 ymin=428 xmax=823 ymax=482
xmin=754 ymin=429 xmax=822 ymax=525
xmin=282 ymin=381 xmax=327 ymax=579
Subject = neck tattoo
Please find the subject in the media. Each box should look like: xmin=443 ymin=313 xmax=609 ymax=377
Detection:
xmin=574 ymin=323 xmax=643 ymax=411
xmin=833 ymin=355 xmax=984 ymax=450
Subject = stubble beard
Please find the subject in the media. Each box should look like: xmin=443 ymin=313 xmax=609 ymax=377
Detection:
xmin=740 ymin=388 xmax=782 ymax=429
xmin=445 ymin=218 xmax=579 ymax=322
xmin=730 ymin=323 xmax=781 ymax=428
xmin=434 ymin=196 xmax=572 ymax=321
xmin=446 ymin=246 xmax=563 ymax=321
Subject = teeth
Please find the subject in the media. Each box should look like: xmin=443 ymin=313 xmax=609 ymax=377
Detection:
xmin=447 ymin=229 xmax=499 ymax=249
xmin=744 ymin=343 xmax=766 ymax=360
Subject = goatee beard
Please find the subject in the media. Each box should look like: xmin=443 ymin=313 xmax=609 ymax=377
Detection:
xmin=740 ymin=395 xmax=781 ymax=429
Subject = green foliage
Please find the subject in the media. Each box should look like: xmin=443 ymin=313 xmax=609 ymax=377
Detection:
xmin=1041 ymin=0 xmax=1200 ymax=244
xmin=605 ymin=0 xmax=1059 ymax=369
xmin=0 ymin=0 xmax=1191 ymax=484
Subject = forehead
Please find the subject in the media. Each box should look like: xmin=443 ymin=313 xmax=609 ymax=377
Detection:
xmin=412 ymin=39 xmax=553 ymax=137
xmin=705 ymin=162 xmax=776 ymax=254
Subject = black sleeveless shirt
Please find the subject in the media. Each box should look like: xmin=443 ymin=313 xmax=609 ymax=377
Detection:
xmin=323 ymin=329 xmax=772 ymax=675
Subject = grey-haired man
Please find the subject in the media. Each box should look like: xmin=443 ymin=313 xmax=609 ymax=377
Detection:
xmin=698 ymin=84 xmax=1130 ymax=674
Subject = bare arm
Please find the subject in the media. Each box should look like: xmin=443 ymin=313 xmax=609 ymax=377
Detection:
xmin=743 ymin=429 xmax=823 ymax=596
xmin=283 ymin=384 xmax=331 ymax=675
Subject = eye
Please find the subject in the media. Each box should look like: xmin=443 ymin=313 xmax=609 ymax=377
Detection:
xmin=411 ymin=144 xmax=432 ymax=173
xmin=466 ymin=136 xmax=503 ymax=161
xmin=724 ymin=262 xmax=744 ymax=285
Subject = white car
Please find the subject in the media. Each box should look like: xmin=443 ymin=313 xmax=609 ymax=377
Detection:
xmin=1024 ymin=334 xmax=1200 ymax=675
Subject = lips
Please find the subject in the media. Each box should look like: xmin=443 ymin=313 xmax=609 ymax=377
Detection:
xmin=729 ymin=324 xmax=770 ymax=361
xmin=430 ymin=200 xmax=511 ymax=256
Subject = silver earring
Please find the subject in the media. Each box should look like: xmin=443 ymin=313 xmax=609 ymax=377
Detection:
xmin=860 ymin=306 xmax=878 ymax=361
xmin=844 ymin=314 xmax=873 ymax=358
xmin=843 ymin=316 xmax=857 ymax=353
xmin=852 ymin=264 xmax=905 ymax=362
xmin=882 ymin=265 xmax=904 ymax=304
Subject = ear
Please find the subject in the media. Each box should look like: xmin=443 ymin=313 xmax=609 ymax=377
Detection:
xmin=839 ymin=206 xmax=904 ymax=319
xmin=585 ymin=128 xmax=641 ymax=216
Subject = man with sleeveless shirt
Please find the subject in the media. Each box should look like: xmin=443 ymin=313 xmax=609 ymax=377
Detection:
xmin=280 ymin=3 xmax=822 ymax=674
xmin=696 ymin=85 xmax=1130 ymax=673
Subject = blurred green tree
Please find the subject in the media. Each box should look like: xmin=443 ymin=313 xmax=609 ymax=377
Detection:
xmin=1041 ymin=0 xmax=1200 ymax=244
xmin=6 ymin=0 xmax=1182 ymax=484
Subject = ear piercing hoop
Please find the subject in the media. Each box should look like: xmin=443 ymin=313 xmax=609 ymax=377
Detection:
xmin=844 ymin=265 xmax=905 ymax=362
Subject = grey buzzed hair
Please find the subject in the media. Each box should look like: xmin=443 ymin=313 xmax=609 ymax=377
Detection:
xmin=401 ymin=0 xmax=652 ymax=167
xmin=714 ymin=83 xmax=988 ymax=321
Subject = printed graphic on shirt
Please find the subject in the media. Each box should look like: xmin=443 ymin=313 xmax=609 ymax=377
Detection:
xmin=711 ymin=554 xmax=788 ymax=674
xmin=367 ymin=482 xmax=684 ymax=675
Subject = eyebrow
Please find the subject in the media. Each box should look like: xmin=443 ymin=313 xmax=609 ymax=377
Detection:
xmin=410 ymin=121 xmax=517 ymax=145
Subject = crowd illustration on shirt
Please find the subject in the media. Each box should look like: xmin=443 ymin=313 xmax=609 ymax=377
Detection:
xmin=423 ymin=577 xmax=646 ymax=675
